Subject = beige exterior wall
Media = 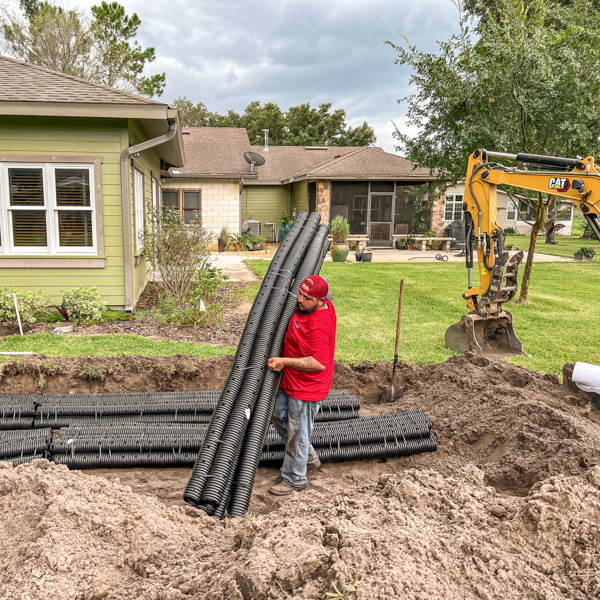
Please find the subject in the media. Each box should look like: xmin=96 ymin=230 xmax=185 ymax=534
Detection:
xmin=444 ymin=184 xmax=573 ymax=235
xmin=162 ymin=178 xmax=240 ymax=236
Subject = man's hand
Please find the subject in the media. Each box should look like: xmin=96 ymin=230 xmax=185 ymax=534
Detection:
xmin=268 ymin=357 xmax=286 ymax=372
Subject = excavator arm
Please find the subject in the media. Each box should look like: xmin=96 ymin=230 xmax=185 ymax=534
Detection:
xmin=445 ymin=149 xmax=600 ymax=356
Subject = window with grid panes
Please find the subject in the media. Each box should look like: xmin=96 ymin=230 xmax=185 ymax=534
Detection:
xmin=1 ymin=163 xmax=95 ymax=254
xmin=183 ymin=191 xmax=201 ymax=224
xmin=444 ymin=194 xmax=463 ymax=220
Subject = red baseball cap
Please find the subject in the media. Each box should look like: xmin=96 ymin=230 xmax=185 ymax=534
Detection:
xmin=300 ymin=275 xmax=329 ymax=299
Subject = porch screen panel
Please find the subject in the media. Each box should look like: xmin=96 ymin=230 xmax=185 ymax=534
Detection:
xmin=394 ymin=183 xmax=429 ymax=234
xmin=330 ymin=182 xmax=369 ymax=234
xmin=183 ymin=191 xmax=201 ymax=224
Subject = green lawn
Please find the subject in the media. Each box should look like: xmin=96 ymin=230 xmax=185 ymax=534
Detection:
xmin=0 ymin=258 xmax=597 ymax=376
xmin=247 ymin=259 xmax=600 ymax=376
xmin=0 ymin=334 xmax=235 ymax=358
xmin=506 ymin=234 xmax=600 ymax=259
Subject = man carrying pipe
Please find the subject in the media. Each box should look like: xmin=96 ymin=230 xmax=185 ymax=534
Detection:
xmin=267 ymin=275 xmax=337 ymax=496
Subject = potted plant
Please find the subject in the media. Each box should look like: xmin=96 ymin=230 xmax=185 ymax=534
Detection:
xmin=574 ymin=246 xmax=596 ymax=261
xmin=395 ymin=237 xmax=407 ymax=250
xmin=226 ymin=233 xmax=244 ymax=251
xmin=218 ymin=225 xmax=229 ymax=253
xmin=330 ymin=215 xmax=350 ymax=262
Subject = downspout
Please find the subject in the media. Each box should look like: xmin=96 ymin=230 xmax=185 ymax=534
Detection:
xmin=120 ymin=120 xmax=178 ymax=313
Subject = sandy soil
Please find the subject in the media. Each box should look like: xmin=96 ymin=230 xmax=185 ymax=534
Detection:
xmin=0 ymin=352 xmax=599 ymax=599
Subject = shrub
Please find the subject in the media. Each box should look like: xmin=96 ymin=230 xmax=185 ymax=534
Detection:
xmin=423 ymin=230 xmax=437 ymax=238
xmin=505 ymin=227 xmax=517 ymax=236
xmin=331 ymin=215 xmax=350 ymax=244
xmin=430 ymin=240 xmax=439 ymax=251
xmin=576 ymin=246 xmax=596 ymax=258
xmin=62 ymin=286 xmax=107 ymax=323
xmin=141 ymin=208 xmax=212 ymax=303
xmin=193 ymin=257 xmax=229 ymax=305
xmin=0 ymin=287 xmax=49 ymax=324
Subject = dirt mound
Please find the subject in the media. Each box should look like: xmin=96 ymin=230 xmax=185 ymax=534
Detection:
xmin=370 ymin=352 xmax=600 ymax=496
xmin=1 ymin=459 xmax=599 ymax=599
xmin=1 ymin=352 xmax=600 ymax=598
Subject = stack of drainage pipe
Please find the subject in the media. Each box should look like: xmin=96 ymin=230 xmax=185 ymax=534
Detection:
xmin=0 ymin=390 xmax=360 ymax=431
xmin=183 ymin=211 xmax=329 ymax=517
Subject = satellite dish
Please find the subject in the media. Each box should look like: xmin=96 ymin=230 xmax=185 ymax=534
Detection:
xmin=244 ymin=151 xmax=265 ymax=173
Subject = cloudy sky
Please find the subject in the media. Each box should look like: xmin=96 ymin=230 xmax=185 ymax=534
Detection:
xmin=19 ymin=0 xmax=463 ymax=152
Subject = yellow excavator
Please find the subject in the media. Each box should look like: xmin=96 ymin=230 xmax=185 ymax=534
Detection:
xmin=445 ymin=149 xmax=600 ymax=357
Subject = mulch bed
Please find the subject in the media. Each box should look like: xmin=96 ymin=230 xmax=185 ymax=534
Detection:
xmin=0 ymin=281 xmax=251 ymax=347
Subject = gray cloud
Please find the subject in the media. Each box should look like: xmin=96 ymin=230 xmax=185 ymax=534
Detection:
xmin=65 ymin=0 xmax=461 ymax=151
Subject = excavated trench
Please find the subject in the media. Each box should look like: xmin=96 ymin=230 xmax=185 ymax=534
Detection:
xmin=1 ymin=352 xmax=599 ymax=599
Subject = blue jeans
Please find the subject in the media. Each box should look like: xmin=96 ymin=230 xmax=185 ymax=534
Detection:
xmin=271 ymin=388 xmax=321 ymax=488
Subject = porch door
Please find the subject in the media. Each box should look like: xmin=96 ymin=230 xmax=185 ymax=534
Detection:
xmin=368 ymin=194 xmax=394 ymax=247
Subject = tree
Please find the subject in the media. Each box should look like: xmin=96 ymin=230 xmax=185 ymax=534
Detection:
xmin=387 ymin=0 xmax=600 ymax=303
xmin=89 ymin=1 xmax=164 ymax=97
xmin=1 ymin=1 xmax=92 ymax=78
xmin=171 ymin=98 xmax=377 ymax=147
xmin=172 ymin=97 xmax=213 ymax=127
xmin=0 ymin=0 xmax=165 ymax=97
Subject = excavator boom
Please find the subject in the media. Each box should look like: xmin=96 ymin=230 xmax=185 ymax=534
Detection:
xmin=446 ymin=149 xmax=600 ymax=356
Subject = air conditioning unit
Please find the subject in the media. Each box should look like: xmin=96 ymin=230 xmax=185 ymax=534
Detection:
xmin=246 ymin=219 xmax=262 ymax=236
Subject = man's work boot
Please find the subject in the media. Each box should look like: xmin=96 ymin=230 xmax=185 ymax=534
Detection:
xmin=307 ymin=461 xmax=322 ymax=473
xmin=268 ymin=482 xmax=307 ymax=496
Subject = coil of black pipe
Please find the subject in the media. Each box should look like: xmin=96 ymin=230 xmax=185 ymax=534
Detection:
xmin=183 ymin=212 xmax=311 ymax=506
xmin=197 ymin=212 xmax=322 ymax=514
xmin=227 ymin=222 xmax=331 ymax=518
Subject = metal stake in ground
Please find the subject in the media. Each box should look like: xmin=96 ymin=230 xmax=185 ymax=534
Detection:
xmin=381 ymin=279 xmax=405 ymax=403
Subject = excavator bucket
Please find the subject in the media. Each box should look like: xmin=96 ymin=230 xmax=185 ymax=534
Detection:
xmin=445 ymin=311 xmax=524 ymax=357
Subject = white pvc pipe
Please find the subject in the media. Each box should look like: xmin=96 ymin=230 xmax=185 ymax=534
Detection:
xmin=572 ymin=361 xmax=600 ymax=394
xmin=10 ymin=293 xmax=23 ymax=336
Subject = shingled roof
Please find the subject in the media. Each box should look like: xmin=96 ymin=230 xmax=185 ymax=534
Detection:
xmin=0 ymin=55 xmax=164 ymax=105
xmin=174 ymin=127 xmax=433 ymax=181
xmin=176 ymin=127 xmax=252 ymax=176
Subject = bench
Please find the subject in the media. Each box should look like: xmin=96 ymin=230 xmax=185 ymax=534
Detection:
xmin=328 ymin=235 xmax=369 ymax=252
xmin=405 ymin=236 xmax=454 ymax=251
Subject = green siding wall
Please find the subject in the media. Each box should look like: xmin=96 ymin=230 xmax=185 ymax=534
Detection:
xmin=0 ymin=116 xmax=126 ymax=307
xmin=292 ymin=180 xmax=308 ymax=214
xmin=127 ymin=121 xmax=161 ymax=306
xmin=241 ymin=185 xmax=291 ymax=236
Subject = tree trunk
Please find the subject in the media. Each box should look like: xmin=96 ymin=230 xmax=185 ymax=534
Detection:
xmin=545 ymin=195 xmax=556 ymax=244
xmin=516 ymin=192 xmax=546 ymax=304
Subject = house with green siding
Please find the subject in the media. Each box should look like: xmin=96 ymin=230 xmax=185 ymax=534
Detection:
xmin=165 ymin=127 xmax=437 ymax=247
xmin=0 ymin=55 xmax=185 ymax=312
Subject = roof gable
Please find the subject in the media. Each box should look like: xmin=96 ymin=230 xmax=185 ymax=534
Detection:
xmin=0 ymin=54 xmax=164 ymax=105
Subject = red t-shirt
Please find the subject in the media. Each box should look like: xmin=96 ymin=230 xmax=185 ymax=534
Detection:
xmin=281 ymin=299 xmax=337 ymax=401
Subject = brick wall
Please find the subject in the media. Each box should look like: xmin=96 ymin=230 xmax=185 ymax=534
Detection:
xmin=161 ymin=178 xmax=240 ymax=237
xmin=316 ymin=180 xmax=331 ymax=223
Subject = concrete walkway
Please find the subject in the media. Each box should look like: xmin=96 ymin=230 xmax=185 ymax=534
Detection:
xmin=210 ymin=247 xmax=572 ymax=282
xmin=339 ymin=249 xmax=572 ymax=263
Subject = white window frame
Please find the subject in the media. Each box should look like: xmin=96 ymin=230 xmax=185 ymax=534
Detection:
xmin=133 ymin=168 xmax=145 ymax=252
xmin=506 ymin=201 xmax=517 ymax=221
xmin=0 ymin=162 xmax=97 ymax=256
xmin=444 ymin=194 xmax=463 ymax=221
